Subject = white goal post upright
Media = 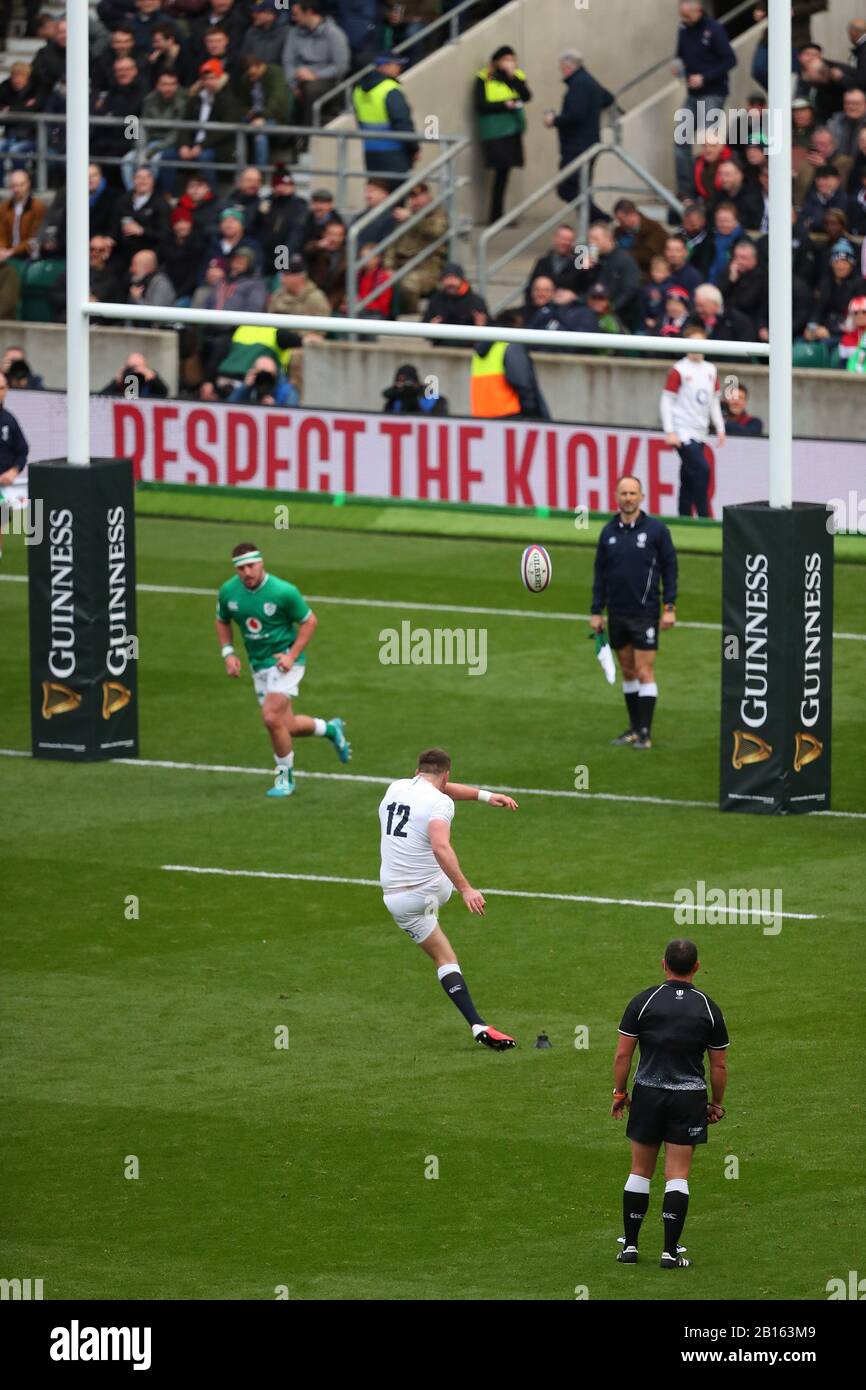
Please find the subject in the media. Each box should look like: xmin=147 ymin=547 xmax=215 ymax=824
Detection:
xmin=767 ymin=0 xmax=793 ymax=509
xmin=67 ymin=0 xmax=91 ymax=465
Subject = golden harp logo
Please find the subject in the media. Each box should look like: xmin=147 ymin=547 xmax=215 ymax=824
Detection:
xmin=794 ymin=732 xmax=823 ymax=772
xmin=41 ymin=681 xmax=81 ymax=719
xmin=732 ymin=729 xmax=773 ymax=768
xmin=102 ymin=681 xmax=132 ymax=720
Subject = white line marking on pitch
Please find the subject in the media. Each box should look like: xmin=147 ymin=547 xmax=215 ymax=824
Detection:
xmin=160 ymin=865 xmax=820 ymax=919
xmin=2 ymin=748 xmax=865 ymax=818
xmin=1 ymin=574 xmax=864 ymax=641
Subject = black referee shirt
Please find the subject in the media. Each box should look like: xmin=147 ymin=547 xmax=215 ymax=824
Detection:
xmin=619 ymin=980 xmax=729 ymax=1091
xmin=591 ymin=510 xmax=677 ymax=617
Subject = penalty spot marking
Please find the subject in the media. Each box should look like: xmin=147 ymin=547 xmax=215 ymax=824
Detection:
xmin=1 ymin=748 xmax=865 ymax=819
xmin=1 ymin=574 xmax=864 ymax=641
xmin=160 ymin=864 xmax=820 ymax=920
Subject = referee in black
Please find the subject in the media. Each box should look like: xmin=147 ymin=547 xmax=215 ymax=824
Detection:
xmin=0 ymin=369 xmax=29 ymax=561
xmin=611 ymin=938 xmax=729 ymax=1269
xmin=590 ymin=474 xmax=677 ymax=749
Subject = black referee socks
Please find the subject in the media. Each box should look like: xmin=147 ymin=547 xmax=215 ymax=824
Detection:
xmin=662 ymin=1180 xmax=690 ymax=1256
xmin=437 ymin=964 xmax=484 ymax=1028
xmin=638 ymin=681 xmax=658 ymax=735
xmin=622 ymin=679 xmax=641 ymax=731
xmin=623 ymin=1174 xmax=651 ymax=1247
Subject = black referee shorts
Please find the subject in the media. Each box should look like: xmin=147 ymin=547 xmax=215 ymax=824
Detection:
xmin=626 ymin=1082 xmax=708 ymax=1146
xmin=608 ymin=611 xmax=660 ymax=652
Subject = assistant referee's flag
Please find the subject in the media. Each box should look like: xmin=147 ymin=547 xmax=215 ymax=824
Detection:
xmin=589 ymin=630 xmax=616 ymax=685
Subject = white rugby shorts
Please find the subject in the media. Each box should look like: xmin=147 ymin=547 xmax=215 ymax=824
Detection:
xmin=382 ymin=875 xmax=453 ymax=943
xmin=252 ymin=662 xmax=306 ymax=704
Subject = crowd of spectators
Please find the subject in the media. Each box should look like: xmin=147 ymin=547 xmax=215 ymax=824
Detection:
xmin=0 ymin=0 xmax=864 ymax=405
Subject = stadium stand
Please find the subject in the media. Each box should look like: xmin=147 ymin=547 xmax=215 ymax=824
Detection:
xmin=0 ymin=0 xmax=864 ymax=412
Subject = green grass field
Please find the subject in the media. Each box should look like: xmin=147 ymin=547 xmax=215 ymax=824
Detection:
xmin=2 ymin=508 xmax=865 ymax=1302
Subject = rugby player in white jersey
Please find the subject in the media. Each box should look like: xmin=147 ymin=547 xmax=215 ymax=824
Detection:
xmin=379 ymin=747 xmax=518 ymax=1049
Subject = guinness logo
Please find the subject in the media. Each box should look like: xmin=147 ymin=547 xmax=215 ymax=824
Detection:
xmin=41 ymin=681 xmax=81 ymax=719
xmin=794 ymin=731 xmax=823 ymax=772
xmin=732 ymin=729 xmax=773 ymax=768
xmin=102 ymin=680 xmax=132 ymax=720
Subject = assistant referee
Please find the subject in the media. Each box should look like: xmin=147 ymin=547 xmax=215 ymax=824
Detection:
xmin=589 ymin=474 xmax=677 ymax=750
xmin=611 ymin=938 xmax=729 ymax=1269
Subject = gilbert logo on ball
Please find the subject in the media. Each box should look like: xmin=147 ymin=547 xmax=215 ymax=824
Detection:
xmin=520 ymin=544 xmax=552 ymax=593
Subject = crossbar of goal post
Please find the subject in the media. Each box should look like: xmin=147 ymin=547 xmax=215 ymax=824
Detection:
xmin=84 ymin=301 xmax=770 ymax=359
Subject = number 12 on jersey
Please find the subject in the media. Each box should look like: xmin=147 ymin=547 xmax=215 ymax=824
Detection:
xmin=385 ymin=802 xmax=410 ymax=837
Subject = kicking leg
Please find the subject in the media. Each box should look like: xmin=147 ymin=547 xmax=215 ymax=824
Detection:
xmin=419 ymin=923 xmax=515 ymax=1050
xmin=618 ymin=1140 xmax=659 ymax=1262
xmin=660 ymin=1142 xmax=694 ymax=1267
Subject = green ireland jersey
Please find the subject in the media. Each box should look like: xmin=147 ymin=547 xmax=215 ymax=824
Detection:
xmin=216 ymin=573 xmax=312 ymax=672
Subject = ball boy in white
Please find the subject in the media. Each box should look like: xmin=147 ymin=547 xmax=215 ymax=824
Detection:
xmin=660 ymin=321 xmax=726 ymax=518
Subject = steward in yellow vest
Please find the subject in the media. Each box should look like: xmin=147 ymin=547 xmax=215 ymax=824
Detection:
xmin=353 ymin=55 xmax=418 ymax=179
xmin=473 ymin=45 xmax=532 ymax=224
xmin=470 ymin=310 xmax=550 ymax=421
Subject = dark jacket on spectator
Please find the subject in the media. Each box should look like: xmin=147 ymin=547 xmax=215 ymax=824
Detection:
xmin=526 ymin=248 xmax=583 ymax=294
xmin=595 ymin=244 xmax=640 ymax=321
xmin=303 ymin=239 xmax=348 ymax=311
xmin=816 ymin=270 xmax=866 ymax=334
xmin=423 ymin=281 xmax=489 ymax=330
xmin=100 ymin=368 xmax=169 ymax=398
xmin=236 ymin=64 xmax=292 ymax=126
xmin=188 ymin=4 xmax=248 ymax=61
xmin=111 ymin=189 xmax=171 ymax=260
xmin=259 ymin=193 xmax=310 ymax=268
xmin=676 ymin=12 xmax=737 ymax=97
xmin=158 ymin=226 xmax=205 ymax=298
xmin=92 ymin=78 xmax=148 ymax=156
xmin=0 ymin=75 xmax=39 ymax=142
xmin=182 ymin=77 xmax=244 ymax=161
xmin=800 ymin=183 xmax=849 ymax=234
xmin=240 ymin=21 xmax=288 ymax=67
xmin=553 ymin=64 xmax=614 ymax=162
xmin=716 ymin=262 xmax=769 ymax=338
xmin=708 ymin=180 xmax=764 ymax=233
xmin=30 ymin=37 xmax=66 ymax=103
xmin=699 ymin=303 xmax=756 ymax=344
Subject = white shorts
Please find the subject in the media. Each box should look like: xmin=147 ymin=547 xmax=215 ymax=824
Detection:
xmin=252 ymin=662 xmax=306 ymax=705
xmin=382 ymin=876 xmax=453 ymax=944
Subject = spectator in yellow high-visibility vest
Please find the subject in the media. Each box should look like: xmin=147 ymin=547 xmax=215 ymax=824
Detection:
xmin=470 ymin=310 xmax=549 ymax=421
xmin=473 ymin=46 xmax=532 ymax=226
xmin=353 ymin=53 xmax=419 ymax=183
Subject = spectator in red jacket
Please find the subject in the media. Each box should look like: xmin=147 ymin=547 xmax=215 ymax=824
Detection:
xmin=692 ymin=135 xmax=732 ymax=201
xmin=357 ymin=241 xmax=393 ymax=319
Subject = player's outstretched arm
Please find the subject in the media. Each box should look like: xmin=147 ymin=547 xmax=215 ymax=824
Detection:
xmin=444 ymin=782 xmax=518 ymax=809
xmin=428 ymin=818 xmax=485 ymax=915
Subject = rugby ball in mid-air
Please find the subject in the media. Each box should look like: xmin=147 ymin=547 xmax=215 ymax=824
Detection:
xmin=520 ymin=544 xmax=552 ymax=593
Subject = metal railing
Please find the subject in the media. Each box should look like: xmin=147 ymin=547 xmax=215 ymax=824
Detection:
xmin=345 ymin=137 xmax=471 ymax=317
xmin=476 ymin=142 xmax=683 ymax=312
xmin=311 ymin=0 xmax=489 ymax=128
xmin=0 ymin=110 xmax=463 ymax=213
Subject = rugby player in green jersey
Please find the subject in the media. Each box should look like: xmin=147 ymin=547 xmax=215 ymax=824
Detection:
xmin=215 ymin=541 xmax=351 ymax=797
